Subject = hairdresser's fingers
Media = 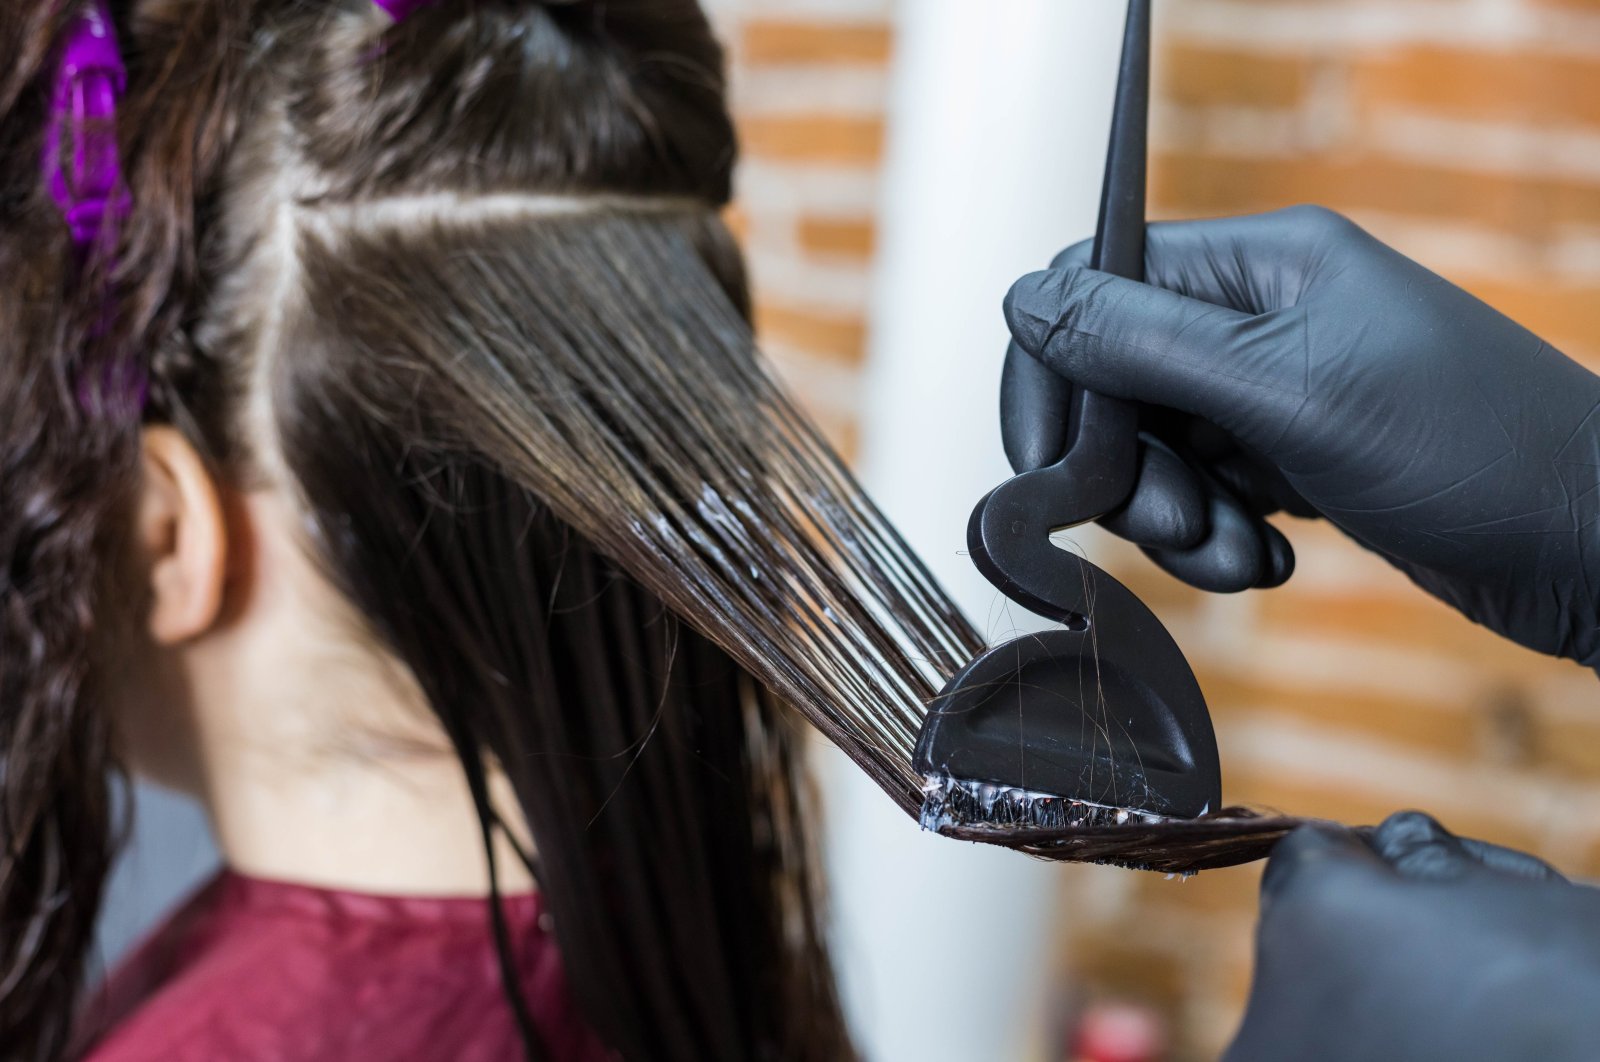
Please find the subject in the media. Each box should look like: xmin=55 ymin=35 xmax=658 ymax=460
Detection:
xmin=1141 ymin=481 xmax=1270 ymax=593
xmin=1208 ymin=450 xmax=1321 ymax=520
xmin=1001 ymin=340 xmax=1074 ymax=473
xmin=1005 ymin=267 xmax=1306 ymax=452
xmin=1097 ymin=437 xmax=1209 ymax=551
xmin=1005 ymin=213 xmax=1328 ymax=480
xmin=1043 ymin=211 xmax=1320 ymax=313
xmin=1457 ymin=836 xmax=1568 ymax=882
xmin=1000 ymin=241 xmax=1100 ymax=474
xmin=1229 ymin=824 xmax=1392 ymax=1062
xmin=1371 ymin=811 xmax=1567 ymax=884
xmin=1136 ymin=209 xmax=1333 ymax=314
xmin=1257 ymin=520 xmax=1295 ymax=589
xmin=1151 ymin=434 xmax=1300 ymax=584
xmin=1260 ymin=822 xmax=1386 ymax=907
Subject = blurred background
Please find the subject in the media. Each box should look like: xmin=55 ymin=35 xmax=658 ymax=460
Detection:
xmin=99 ymin=0 xmax=1600 ymax=1059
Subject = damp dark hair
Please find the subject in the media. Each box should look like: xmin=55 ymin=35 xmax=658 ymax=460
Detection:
xmin=0 ymin=1 xmax=1306 ymax=1058
xmin=4 ymin=0 xmax=864 ymax=1057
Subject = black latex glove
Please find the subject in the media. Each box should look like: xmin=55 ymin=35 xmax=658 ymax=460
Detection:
xmin=1226 ymin=811 xmax=1600 ymax=1062
xmin=1001 ymin=205 xmax=1600 ymax=667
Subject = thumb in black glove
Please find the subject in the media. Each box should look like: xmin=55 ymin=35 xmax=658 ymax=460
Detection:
xmin=1001 ymin=205 xmax=1600 ymax=667
xmin=1226 ymin=811 xmax=1600 ymax=1062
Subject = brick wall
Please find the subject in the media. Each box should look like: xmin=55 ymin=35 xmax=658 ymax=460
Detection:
xmin=708 ymin=0 xmax=894 ymax=464
xmin=1058 ymin=2 xmax=1600 ymax=1058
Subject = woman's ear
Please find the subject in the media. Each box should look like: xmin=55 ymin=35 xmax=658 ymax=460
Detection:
xmin=138 ymin=426 xmax=229 ymax=645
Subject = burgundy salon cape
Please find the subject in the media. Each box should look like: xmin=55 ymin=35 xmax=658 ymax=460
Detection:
xmin=79 ymin=871 xmax=610 ymax=1060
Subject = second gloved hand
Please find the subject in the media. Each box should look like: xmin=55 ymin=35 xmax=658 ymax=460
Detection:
xmin=1226 ymin=812 xmax=1600 ymax=1062
xmin=1002 ymin=205 xmax=1600 ymax=667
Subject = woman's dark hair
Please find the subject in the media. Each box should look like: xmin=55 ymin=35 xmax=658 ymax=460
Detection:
xmin=1 ymin=1 xmax=885 ymax=1057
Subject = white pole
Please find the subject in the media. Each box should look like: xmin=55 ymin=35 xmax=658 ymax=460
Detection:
xmin=826 ymin=2 xmax=1130 ymax=1060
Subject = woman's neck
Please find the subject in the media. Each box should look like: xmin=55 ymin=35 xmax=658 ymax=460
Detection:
xmin=172 ymin=490 xmax=538 ymax=898
xmin=199 ymin=726 xmax=538 ymax=897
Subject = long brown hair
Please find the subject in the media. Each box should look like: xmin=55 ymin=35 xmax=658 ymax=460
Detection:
xmin=1 ymin=0 xmax=896 ymax=1057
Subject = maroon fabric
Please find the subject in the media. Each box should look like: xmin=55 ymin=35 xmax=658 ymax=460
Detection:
xmin=79 ymin=871 xmax=611 ymax=1061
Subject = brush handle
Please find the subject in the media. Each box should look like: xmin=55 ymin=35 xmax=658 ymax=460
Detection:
xmin=968 ymin=0 xmax=1155 ymax=614
xmin=1092 ymin=0 xmax=1149 ymax=283
xmin=1061 ymin=0 xmax=1148 ymax=508
xmin=998 ymin=0 xmax=1147 ymax=534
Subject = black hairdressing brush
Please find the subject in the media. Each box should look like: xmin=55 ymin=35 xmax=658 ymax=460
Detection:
xmin=914 ymin=0 xmax=1222 ymax=839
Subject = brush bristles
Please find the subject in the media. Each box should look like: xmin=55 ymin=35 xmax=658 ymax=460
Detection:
xmin=919 ymin=773 xmax=1169 ymax=834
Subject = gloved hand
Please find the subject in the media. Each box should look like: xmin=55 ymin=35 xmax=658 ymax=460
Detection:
xmin=1225 ymin=812 xmax=1600 ymax=1062
xmin=1001 ymin=205 xmax=1600 ymax=667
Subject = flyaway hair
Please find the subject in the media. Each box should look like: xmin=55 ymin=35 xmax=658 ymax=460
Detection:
xmin=0 ymin=1 xmax=1299 ymax=1059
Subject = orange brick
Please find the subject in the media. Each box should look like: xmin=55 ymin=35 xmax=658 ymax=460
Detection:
xmin=1162 ymin=43 xmax=1313 ymax=109
xmin=1255 ymin=585 xmax=1542 ymax=668
xmin=738 ymin=114 xmax=884 ymax=165
xmin=1197 ymin=669 xmax=1480 ymax=762
xmin=740 ymin=19 xmax=892 ymax=66
xmin=1069 ymin=930 xmax=1189 ymax=1009
xmin=754 ymin=301 xmax=868 ymax=366
xmin=1533 ymin=713 xmax=1600 ymax=781
xmin=809 ymin=408 xmax=860 ymax=464
xmin=1459 ymin=279 xmax=1600 ymax=353
xmin=1572 ymin=834 xmax=1600 ymax=878
xmin=1200 ymin=913 xmax=1260 ymax=1011
xmin=1565 ymin=345 xmax=1600 ymax=375
xmin=1109 ymin=562 xmax=1206 ymax=614
xmin=1225 ymin=763 xmax=1543 ymax=854
xmin=1352 ymin=46 xmax=1600 ymax=127
xmin=795 ymin=216 xmax=876 ymax=260
xmin=721 ymin=203 xmax=750 ymax=245
xmin=1226 ymin=762 xmax=1399 ymax=825
xmin=1218 ymin=941 xmax=1258 ymax=1015
xmin=1134 ymin=860 xmax=1263 ymax=917
xmin=1151 ymin=150 xmax=1600 ymax=239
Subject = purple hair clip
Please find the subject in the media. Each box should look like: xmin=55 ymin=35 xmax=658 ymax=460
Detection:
xmin=43 ymin=2 xmax=144 ymax=414
xmin=43 ymin=1 xmax=131 ymax=250
xmin=373 ymin=0 xmax=439 ymax=21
